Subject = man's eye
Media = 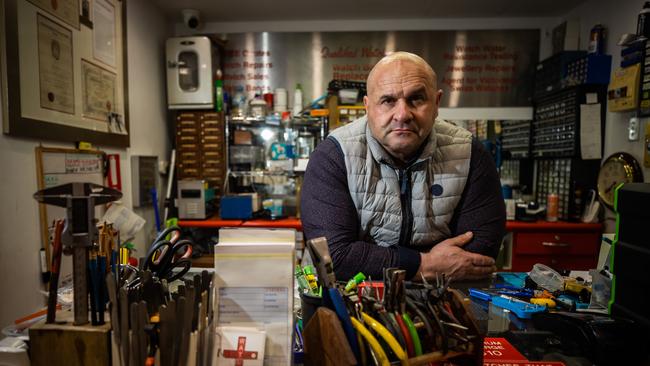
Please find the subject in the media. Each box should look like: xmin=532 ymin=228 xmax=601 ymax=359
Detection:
xmin=380 ymin=98 xmax=394 ymax=105
xmin=410 ymin=95 xmax=426 ymax=104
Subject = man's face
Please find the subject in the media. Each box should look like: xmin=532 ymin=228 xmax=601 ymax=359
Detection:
xmin=364 ymin=60 xmax=442 ymax=162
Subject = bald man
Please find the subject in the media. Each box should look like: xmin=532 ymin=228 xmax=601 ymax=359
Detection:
xmin=301 ymin=52 xmax=506 ymax=281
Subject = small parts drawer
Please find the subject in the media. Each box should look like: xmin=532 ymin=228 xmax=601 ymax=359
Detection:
xmin=514 ymin=232 xmax=600 ymax=256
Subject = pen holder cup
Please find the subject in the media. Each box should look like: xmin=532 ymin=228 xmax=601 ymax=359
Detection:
xmin=300 ymin=292 xmax=322 ymax=328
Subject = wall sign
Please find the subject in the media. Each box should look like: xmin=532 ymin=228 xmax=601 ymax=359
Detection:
xmin=222 ymin=30 xmax=539 ymax=107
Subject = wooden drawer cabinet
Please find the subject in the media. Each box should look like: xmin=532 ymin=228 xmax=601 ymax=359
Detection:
xmin=505 ymin=221 xmax=603 ymax=272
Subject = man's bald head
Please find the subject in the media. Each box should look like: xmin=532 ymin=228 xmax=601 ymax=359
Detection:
xmin=363 ymin=52 xmax=443 ymax=163
xmin=367 ymin=52 xmax=438 ymax=95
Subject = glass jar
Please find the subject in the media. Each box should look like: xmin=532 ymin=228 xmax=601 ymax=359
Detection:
xmin=296 ymin=130 xmax=315 ymax=159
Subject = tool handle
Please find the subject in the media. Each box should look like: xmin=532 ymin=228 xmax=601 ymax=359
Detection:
xmin=325 ymin=288 xmax=361 ymax=362
xmin=46 ymin=272 xmax=60 ymax=323
xmin=46 ymin=220 xmax=65 ymax=324
xmin=306 ymin=237 xmax=336 ymax=288
xmin=50 ymin=220 xmax=65 ymax=274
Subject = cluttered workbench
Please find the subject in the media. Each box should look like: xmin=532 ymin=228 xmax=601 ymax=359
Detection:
xmin=179 ymin=217 xmax=603 ymax=275
xmin=5 ymin=184 xmax=647 ymax=366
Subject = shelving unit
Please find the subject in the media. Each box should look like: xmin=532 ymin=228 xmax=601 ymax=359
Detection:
xmin=225 ymin=114 xmax=328 ymax=218
xmin=531 ymin=84 xmax=606 ymax=221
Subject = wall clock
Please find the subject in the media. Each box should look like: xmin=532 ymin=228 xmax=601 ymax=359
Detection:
xmin=597 ymin=152 xmax=643 ymax=209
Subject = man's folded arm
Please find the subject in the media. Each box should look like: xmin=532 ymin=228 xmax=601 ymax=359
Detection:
xmin=449 ymin=139 xmax=507 ymax=259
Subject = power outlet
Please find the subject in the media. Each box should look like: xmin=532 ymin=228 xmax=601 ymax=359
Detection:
xmin=629 ymin=117 xmax=640 ymax=141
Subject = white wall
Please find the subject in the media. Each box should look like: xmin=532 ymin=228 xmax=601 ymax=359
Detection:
xmin=0 ymin=0 xmax=171 ymax=327
xmin=124 ymin=0 xmax=173 ymax=255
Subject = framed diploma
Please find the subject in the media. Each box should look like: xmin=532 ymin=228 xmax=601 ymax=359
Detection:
xmin=38 ymin=14 xmax=75 ymax=114
xmin=1 ymin=0 xmax=129 ymax=147
xmin=81 ymin=59 xmax=115 ymax=121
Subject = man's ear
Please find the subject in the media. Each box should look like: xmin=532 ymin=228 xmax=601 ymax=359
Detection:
xmin=435 ymin=89 xmax=443 ymax=106
xmin=363 ymin=95 xmax=369 ymax=110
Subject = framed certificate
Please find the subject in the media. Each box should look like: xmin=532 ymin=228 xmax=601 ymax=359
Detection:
xmin=81 ymin=59 xmax=115 ymax=121
xmin=1 ymin=0 xmax=129 ymax=147
xmin=37 ymin=14 xmax=75 ymax=114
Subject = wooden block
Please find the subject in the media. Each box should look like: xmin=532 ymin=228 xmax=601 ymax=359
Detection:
xmin=29 ymin=310 xmax=111 ymax=366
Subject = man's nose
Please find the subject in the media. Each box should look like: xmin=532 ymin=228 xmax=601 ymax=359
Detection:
xmin=393 ymin=99 xmax=413 ymax=122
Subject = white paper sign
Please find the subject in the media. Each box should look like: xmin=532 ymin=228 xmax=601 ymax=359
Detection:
xmin=580 ymin=104 xmax=602 ymax=160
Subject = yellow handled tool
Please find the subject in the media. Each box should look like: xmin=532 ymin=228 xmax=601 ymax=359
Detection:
xmin=361 ymin=312 xmax=407 ymax=361
xmin=350 ymin=317 xmax=390 ymax=366
xmin=531 ymin=297 xmax=556 ymax=308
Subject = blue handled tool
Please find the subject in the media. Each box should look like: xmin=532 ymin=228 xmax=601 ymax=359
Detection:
xmin=306 ymin=237 xmax=361 ymax=362
xmin=469 ymin=288 xmax=494 ymax=301
xmin=151 ymin=188 xmax=161 ymax=232
xmin=491 ymin=295 xmax=546 ymax=319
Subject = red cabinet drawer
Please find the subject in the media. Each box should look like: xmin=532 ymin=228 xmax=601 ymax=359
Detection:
xmin=511 ymin=254 xmax=597 ymax=272
xmin=513 ymin=232 xmax=600 ymax=256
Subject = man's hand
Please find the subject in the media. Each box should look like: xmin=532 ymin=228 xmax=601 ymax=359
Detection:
xmin=416 ymin=231 xmax=496 ymax=281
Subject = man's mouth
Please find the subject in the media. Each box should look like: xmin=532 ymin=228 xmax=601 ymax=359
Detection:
xmin=391 ymin=128 xmax=415 ymax=134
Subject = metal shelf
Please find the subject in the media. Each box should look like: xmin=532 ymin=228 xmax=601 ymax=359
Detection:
xmin=228 ymin=169 xmax=300 ymax=178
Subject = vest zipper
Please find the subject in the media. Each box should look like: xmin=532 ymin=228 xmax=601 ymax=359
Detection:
xmin=397 ymin=168 xmax=413 ymax=248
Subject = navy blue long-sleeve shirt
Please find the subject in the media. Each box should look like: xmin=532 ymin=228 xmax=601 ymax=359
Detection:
xmin=301 ymin=137 xmax=506 ymax=280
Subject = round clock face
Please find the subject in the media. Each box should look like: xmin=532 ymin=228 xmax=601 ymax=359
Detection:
xmin=597 ymin=158 xmax=629 ymax=208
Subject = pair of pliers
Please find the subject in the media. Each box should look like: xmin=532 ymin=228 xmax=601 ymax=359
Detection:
xmin=350 ymin=317 xmax=390 ymax=366
xmin=406 ymin=297 xmax=434 ymax=341
xmin=360 ymin=312 xmax=407 ymax=361
xmin=384 ymin=268 xmax=422 ymax=357
xmin=351 ymin=301 xmax=408 ymax=365
xmin=352 ymin=297 xmax=406 ymax=364
xmin=361 ymin=296 xmax=405 ymax=347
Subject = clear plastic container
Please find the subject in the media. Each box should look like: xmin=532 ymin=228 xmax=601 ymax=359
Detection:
xmin=529 ymin=263 xmax=564 ymax=292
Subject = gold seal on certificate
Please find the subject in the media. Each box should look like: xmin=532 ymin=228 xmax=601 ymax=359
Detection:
xmin=37 ymin=14 xmax=74 ymax=115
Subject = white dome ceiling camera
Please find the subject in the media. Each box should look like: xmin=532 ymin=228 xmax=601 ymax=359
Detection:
xmin=182 ymin=9 xmax=201 ymax=30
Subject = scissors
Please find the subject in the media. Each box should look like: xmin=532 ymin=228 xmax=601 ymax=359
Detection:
xmin=144 ymin=235 xmax=193 ymax=282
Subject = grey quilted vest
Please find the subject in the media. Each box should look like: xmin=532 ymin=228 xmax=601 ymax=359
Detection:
xmin=329 ymin=116 xmax=472 ymax=248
